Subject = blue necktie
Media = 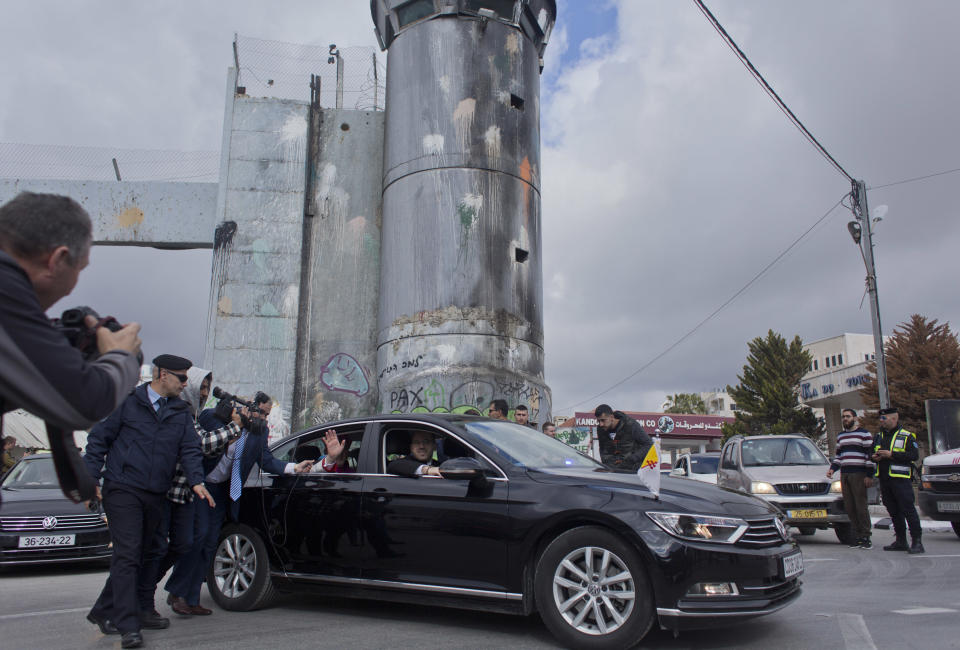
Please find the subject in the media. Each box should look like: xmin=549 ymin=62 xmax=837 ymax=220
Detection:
xmin=156 ymin=397 xmax=167 ymax=418
xmin=230 ymin=432 xmax=248 ymax=501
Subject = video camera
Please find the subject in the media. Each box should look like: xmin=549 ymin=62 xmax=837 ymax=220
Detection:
xmin=212 ymin=387 xmax=266 ymax=415
xmin=213 ymin=387 xmax=270 ymax=436
xmin=51 ymin=306 xmax=143 ymax=364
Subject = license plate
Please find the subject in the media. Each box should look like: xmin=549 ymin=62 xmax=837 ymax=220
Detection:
xmin=937 ymin=501 xmax=960 ymax=513
xmin=787 ymin=509 xmax=827 ymax=519
xmin=782 ymin=552 xmax=804 ymax=579
xmin=18 ymin=534 xmax=76 ymax=548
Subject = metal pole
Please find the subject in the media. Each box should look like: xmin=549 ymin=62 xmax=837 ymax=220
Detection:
xmin=854 ymin=179 xmax=890 ymax=409
xmin=232 ymin=33 xmax=240 ymax=93
xmin=372 ymin=52 xmax=379 ymax=111
xmin=336 ymin=53 xmax=344 ymax=109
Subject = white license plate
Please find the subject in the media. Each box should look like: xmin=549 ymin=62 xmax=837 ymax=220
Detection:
xmin=18 ymin=534 xmax=76 ymax=548
xmin=937 ymin=501 xmax=960 ymax=513
xmin=781 ymin=552 xmax=804 ymax=579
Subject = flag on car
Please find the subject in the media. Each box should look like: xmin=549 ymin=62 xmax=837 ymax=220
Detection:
xmin=637 ymin=437 xmax=661 ymax=498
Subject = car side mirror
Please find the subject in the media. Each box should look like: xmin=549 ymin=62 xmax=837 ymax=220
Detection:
xmin=670 ymin=467 xmax=686 ymax=477
xmin=439 ymin=457 xmax=487 ymax=485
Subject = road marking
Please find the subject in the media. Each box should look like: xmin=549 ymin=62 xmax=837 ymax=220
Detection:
xmin=804 ymin=558 xmax=839 ymax=562
xmin=891 ymin=607 xmax=958 ymax=615
xmin=0 ymin=606 xmax=88 ymax=621
xmin=908 ymin=554 xmax=960 ymax=558
xmin=838 ymin=613 xmax=878 ymax=650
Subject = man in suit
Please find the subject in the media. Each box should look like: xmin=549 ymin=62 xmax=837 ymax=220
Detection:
xmin=83 ymin=354 xmax=215 ymax=649
xmin=387 ymin=431 xmax=444 ymax=478
xmin=186 ymin=392 xmax=311 ymax=612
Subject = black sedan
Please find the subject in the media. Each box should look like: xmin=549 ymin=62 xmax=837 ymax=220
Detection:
xmin=0 ymin=453 xmax=111 ymax=565
xmin=209 ymin=415 xmax=802 ymax=648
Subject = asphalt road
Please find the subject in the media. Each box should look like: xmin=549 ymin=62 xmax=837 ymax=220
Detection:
xmin=2 ymin=527 xmax=959 ymax=650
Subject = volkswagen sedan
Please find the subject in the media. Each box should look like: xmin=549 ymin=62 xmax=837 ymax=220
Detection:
xmin=209 ymin=415 xmax=801 ymax=648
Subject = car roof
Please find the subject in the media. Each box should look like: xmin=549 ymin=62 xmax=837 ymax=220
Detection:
xmin=740 ymin=434 xmax=809 ymax=440
xmin=284 ymin=412 xmax=487 ymax=438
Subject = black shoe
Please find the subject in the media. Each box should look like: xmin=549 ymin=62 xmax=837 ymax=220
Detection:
xmin=121 ymin=632 xmax=144 ymax=648
xmin=139 ymin=609 xmax=170 ymax=629
xmin=883 ymin=538 xmax=909 ymax=551
xmin=908 ymin=539 xmax=925 ymax=554
xmin=86 ymin=611 xmax=119 ymax=635
xmin=848 ymin=537 xmax=861 ymax=548
xmin=858 ymin=538 xmax=873 ymax=549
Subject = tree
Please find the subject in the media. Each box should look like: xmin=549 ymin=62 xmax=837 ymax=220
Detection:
xmin=859 ymin=314 xmax=960 ymax=456
xmin=664 ymin=393 xmax=707 ymax=414
xmin=723 ymin=330 xmax=822 ymax=439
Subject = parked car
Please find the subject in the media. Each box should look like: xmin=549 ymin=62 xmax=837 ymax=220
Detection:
xmin=669 ymin=453 xmax=720 ymax=484
xmin=0 ymin=454 xmax=111 ymax=565
xmin=210 ymin=415 xmax=802 ymax=648
xmin=717 ymin=434 xmax=852 ymax=543
xmin=918 ymin=448 xmax=960 ymax=539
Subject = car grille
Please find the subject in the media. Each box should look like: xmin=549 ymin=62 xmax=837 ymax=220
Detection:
xmin=929 ymin=481 xmax=960 ymax=494
xmin=737 ymin=516 xmax=785 ymax=548
xmin=0 ymin=514 xmax=104 ymax=532
xmin=741 ymin=577 xmax=800 ymax=601
xmin=775 ymin=482 xmax=829 ymax=495
xmin=927 ymin=466 xmax=960 ymax=475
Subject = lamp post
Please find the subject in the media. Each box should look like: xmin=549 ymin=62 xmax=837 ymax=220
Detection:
xmin=847 ymin=180 xmax=890 ymax=409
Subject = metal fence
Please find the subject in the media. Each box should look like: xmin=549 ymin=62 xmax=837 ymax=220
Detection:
xmin=0 ymin=142 xmax=219 ymax=182
xmin=234 ymin=34 xmax=385 ymax=110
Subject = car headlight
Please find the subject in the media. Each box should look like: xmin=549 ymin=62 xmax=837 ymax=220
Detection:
xmin=647 ymin=512 xmax=749 ymax=544
xmin=750 ymin=481 xmax=776 ymax=494
xmin=830 ymin=480 xmax=842 ymax=493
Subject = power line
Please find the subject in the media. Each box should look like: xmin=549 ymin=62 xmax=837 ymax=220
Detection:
xmin=693 ymin=0 xmax=854 ymax=182
xmin=558 ymin=195 xmax=846 ymax=413
xmin=868 ymin=166 xmax=960 ymax=190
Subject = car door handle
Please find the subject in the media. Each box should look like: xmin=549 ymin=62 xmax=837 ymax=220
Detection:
xmin=304 ymin=480 xmax=319 ymax=488
xmin=373 ymin=487 xmax=390 ymax=503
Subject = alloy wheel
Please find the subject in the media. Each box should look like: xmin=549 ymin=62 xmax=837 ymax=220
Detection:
xmin=214 ymin=533 xmax=257 ymax=598
xmin=551 ymin=545 xmax=636 ymax=635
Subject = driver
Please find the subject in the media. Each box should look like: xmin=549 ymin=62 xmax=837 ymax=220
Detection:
xmin=387 ymin=431 xmax=444 ymax=478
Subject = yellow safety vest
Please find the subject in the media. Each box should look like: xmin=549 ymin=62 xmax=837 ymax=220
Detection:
xmin=874 ymin=428 xmax=915 ymax=479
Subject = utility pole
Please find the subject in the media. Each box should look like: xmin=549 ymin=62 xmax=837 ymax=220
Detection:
xmin=850 ymin=179 xmax=890 ymax=409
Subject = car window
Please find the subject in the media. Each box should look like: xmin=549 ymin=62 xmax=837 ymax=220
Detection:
xmin=272 ymin=426 xmax=365 ymax=471
xmin=380 ymin=425 xmax=497 ymax=475
xmin=2 ymin=458 xmax=59 ymax=489
xmin=721 ymin=445 xmax=736 ymax=470
xmin=740 ymin=437 xmax=827 ymax=466
xmin=463 ymin=421 xmax=602 ymax=470
xmin=690 ymin=456 xmax=719 ymax=474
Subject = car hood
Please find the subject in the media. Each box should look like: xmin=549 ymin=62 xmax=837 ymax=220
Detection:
xmin=527 ymin=467 xmax=778 ymax=517
xmin=740 ymin=465 xmax=831 ymax=484
xmin=923 ymin=449 xmax=960 ymax=467
xmin=0 ymin=488 xmax=95 ymax=516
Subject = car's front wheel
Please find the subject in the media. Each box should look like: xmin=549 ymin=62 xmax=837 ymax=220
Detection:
xmin=534 ymin=526 xmax=654 ymax=649
xmin=206 ymin=523 xmax=276 ymax=611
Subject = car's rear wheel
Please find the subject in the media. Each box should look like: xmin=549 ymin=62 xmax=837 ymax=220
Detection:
xmin=834 ymin=523 xmax=854 ymax=545
xmin=951 ymin=521 xmax=960 ymax=539
xmin=797 ymin=527 xmax=816 ymax=536
xmin=534 ymin=526 xmax=654 ymax=649
xmin=206 ymin=523 xmax=276 ymax=611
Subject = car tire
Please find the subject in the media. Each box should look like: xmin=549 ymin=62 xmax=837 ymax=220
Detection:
xmin=834 ymin=523 xmax=854 ymax=545
xmin=534 ymin=526 xmax=654 ymax=649
xmin=206 ymin=523 xmax=276 ymax=611
xmin=797 ymin=527 xmax=816 ymax=536
xmin=952 ymin=521 xmax=960 ymax=540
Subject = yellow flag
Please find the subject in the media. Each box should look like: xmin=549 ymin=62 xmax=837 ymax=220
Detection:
xmin=637 ymin=438 xmax=661 ymax=497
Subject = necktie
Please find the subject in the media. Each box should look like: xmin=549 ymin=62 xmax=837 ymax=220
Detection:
xmin=156 ymin=397 xmax=167 ymax=418
xmin=230 ymin=432 xmax=248 ymax=501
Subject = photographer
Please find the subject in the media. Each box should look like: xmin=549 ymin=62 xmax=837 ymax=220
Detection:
xmin=0 ymin=192 xmax=141 ymax=500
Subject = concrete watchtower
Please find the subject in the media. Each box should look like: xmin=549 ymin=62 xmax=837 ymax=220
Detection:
xmin=371 ymin=0 xmax=556 ymax=423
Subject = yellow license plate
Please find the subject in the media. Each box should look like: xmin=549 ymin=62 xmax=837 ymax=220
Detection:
xmin=788 ymin=509 xmax=827 ymax=519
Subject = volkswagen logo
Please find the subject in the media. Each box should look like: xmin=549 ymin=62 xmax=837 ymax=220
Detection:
xmin=774 ymin=517 xmax=788 ymax=541
xmin=42 ymin=516 xmax=57 ymax=530
xmin=800 ymin=484 xmax=809 ymax=491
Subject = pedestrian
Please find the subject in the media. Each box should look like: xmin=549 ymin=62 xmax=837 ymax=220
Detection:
xmin=542 ymin=422 xmax=557 ymax=438
xmin=513 ymin=404 xmax=538 ymax=428
xmin=141 ymin=367 xmax=242 ymax=617
xmin=2 ymin=435 xmax=17 ymax=475
xmin=594 ymin=404 xmax=653 ymax=472
xmin=488 ymin=399 xmax=509 ymax=420
xmin=826 ymin=408 xmax=875 ymax=548
xmin=871 ymin=406 xmax=924 ymax=554
xmin=83 ymin=354 xmax=215 ymax=649
xmin=186 ymin=392 xmax=311 ymax=615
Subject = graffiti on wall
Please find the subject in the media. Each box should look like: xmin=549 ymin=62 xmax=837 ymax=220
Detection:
xmin=320 ymin=352 xmax=369 ymax=396
xmin=388 ymin=377 xmax=546 ymax=419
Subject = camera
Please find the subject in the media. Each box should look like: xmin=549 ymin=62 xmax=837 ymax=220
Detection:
xmin=51 ymin=306 xmax=143 ymax=364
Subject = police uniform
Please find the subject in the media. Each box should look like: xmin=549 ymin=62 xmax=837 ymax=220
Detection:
xmin=873 ymin=407 xmax=923 ymax=553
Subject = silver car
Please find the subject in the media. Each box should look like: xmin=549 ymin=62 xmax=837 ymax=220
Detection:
xmin=717 ymin=435 xmax=852 ymax=544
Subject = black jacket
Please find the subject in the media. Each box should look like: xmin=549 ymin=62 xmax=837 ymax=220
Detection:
xmin=0 ymin=250 xmax=139 ymax=430
xmin=387 ymin=454 xmax=437 ymax=477
xmin=598 ymin=412 xmax=653 ymax=472
xmin=198 ymin=407 xmax=287 ymax=479
xmin=83 ymin=385 xmax=204 ymax=494
xmin=873 ymin=425 xmax=919 ymax=479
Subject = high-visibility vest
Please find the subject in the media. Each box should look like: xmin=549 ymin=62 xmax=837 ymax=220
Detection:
xmin=874 ymin=428 xmax=916 ymax=479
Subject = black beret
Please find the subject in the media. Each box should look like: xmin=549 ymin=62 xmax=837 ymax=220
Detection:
xmin=152 ymin=354 xmax=192 ymax=371
xmin=878 ymin=407 xmax=899 ymax=415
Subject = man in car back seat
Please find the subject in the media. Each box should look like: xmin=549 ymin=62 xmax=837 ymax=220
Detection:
xmin=312 ymin=429 xmax=355 ymax=473
xmin=387 ymin=431 xmax=444 ymax=477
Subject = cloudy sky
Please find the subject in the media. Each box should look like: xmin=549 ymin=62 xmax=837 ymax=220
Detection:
xmin=2 ymin=1 xmax=958 ymax=417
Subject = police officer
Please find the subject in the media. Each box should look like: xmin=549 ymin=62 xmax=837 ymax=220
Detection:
xmin=872 ymin=406 xmax=923 ymax=554
xmin=83 ymin=354 xmax=215 ymax=649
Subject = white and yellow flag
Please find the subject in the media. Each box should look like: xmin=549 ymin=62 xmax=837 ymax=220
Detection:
xmin=637 ymin=437 xmax=661 ymax=497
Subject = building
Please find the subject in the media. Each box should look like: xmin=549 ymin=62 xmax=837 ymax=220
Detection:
xmin=699 ymin=390 xmax=739 ymax=418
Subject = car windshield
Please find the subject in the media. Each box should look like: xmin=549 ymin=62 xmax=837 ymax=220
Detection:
xmin=1 ymin=457 xmax=59 ymax=489
xmin=740 ymin=438 xmax=827 ymax=466
xmin=464 ymin=421 xmax=602 ymax=470
xmin=690 ymin=456 xmax=719 ymax=473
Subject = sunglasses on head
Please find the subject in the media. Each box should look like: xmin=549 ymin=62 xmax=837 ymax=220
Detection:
xmin=163 ymin=370 xmax=189 ymax=383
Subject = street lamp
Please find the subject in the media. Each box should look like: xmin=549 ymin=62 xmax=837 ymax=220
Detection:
xmin=848 ymin=180 xmax=890 ymax=409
